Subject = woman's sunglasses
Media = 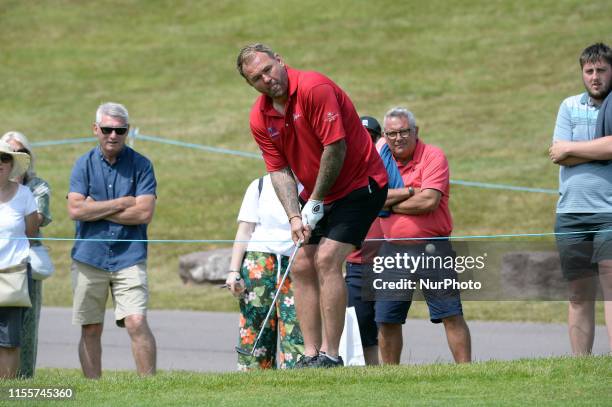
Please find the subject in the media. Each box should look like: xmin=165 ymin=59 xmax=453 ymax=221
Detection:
xmin=0 ymin=153 xmax=14 ymax=163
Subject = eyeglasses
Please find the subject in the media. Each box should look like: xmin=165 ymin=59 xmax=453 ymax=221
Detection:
xmin=99 ymin=126 xmax=129 ymax=136
xmin=0 ymin=153 xmax=14 ymax=163
xmin=383 ymin=128 xmax=412 ymax=139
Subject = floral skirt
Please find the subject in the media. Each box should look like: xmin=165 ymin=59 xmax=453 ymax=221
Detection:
xmin=237 ymin=251 xmax=304 ymax=370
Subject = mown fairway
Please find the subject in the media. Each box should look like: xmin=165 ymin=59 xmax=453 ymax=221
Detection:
xmin=0 ymin=357 xmax=610 ymax=406
xmin=0 ymin=1 xmax=610 ymax=318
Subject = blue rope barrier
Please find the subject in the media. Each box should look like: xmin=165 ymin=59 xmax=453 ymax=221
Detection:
xmin=137 ymin=134 xmax=263 ymax=159
xmin=31 ymin=137 xmax=96 ymax=147
xmin=31 ymin=134 xmax=559 ymax=195
xmin=449 ymin=180 xmax=557 ymax=195
xmin=3 ymin=229 xmax=610 ymax=243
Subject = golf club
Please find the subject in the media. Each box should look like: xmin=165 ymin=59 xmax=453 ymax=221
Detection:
xmin=235 ymin=240 xmax=302 ymax=356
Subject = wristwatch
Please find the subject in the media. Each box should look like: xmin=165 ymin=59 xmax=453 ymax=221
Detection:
xmin=408 ymin=186 xmax=415 ymax=197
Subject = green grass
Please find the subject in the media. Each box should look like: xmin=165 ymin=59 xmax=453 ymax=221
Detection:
xmin=0 ymin=0 xmax=611 ymax=320
xmin=1 ymin=357 xmax=609 ymax=406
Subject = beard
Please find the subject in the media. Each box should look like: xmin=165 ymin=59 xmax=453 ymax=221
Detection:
xmin=266 ymin=81 xmax=287 ymax=99
xmin=585 ymin=81 xmax=612 ymax=102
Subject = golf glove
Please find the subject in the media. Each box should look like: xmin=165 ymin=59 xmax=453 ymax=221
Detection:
xmin=301 ymin=199 xmax=324 ymax=229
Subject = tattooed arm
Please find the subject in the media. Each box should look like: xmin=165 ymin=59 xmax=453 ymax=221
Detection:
xmin=270 ymin=167 xmax=301 ymax=218
xmin=310 ymin=139 xmax=346 ymax=200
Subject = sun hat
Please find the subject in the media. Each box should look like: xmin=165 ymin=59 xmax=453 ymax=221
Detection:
xmin=0 ymin=139 xmax=30 ymax=180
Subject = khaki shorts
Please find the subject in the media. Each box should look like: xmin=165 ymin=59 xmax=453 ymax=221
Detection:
xmin=71 ymin=260 xmax=148 ymax=327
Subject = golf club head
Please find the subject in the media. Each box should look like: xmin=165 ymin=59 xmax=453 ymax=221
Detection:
xmin=235 ymin=346 xmax=254 ymax=356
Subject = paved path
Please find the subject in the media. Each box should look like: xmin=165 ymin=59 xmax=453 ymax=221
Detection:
xmin=37 ymin=307 xmax=609 ymax=373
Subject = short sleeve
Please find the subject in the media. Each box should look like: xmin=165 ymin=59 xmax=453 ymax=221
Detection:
xmin=420 ymin=148 xmax=449 ymax=194
xmin=304 ymin=84 xmax=346 ymax=146
xmin=250 ymin=114 xmax=289 ymax=172
xmin=135 ymin=159 xmax=157 ymax=197
xmin=69 ymin=156 xmax=89 ymax=196
xmin=22 ymin=186 xmax=38 ymax=216
xmin=553 ymin=100 xmax=572 ymax=142
xmin=237 ymin=178 xmax=260 ymax=223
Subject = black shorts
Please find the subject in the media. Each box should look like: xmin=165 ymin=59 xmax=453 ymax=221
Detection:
xmin=302 ymin=178 xmax=387 ymax=248
xmin=555 ymin=213 xmax=612 ymax=280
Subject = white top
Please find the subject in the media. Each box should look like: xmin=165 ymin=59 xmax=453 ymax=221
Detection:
xmin=238 ymin=175 xmax=294 ymax=256
xmin=0 ymin=184 xmax=37 ymax=269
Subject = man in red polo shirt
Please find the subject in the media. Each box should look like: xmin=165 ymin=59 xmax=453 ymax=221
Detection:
xmin=377 ymin=106 xmax=471 ymax=364
xmin=236 ymin=43 xmax=388 ymax=367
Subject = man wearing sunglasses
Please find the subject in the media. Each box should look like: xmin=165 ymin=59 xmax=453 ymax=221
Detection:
xmin=375 ymin=107 xmax=471 ymax=365
xmin=67 ymin=102 xmax=157 ymax=378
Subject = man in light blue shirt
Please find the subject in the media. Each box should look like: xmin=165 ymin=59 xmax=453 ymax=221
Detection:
xmin=549 ymin=43 xmax=612 ymax=355
xmin=67 ymin=102 xmax=157 ymax=378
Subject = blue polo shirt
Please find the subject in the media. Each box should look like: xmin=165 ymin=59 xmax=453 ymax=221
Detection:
xmin=69 ymin=146 xmax=157 ymax=272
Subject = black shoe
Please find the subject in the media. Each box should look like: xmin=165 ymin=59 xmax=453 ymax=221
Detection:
xmin=311 ymin=353 xmax=344 ymax=368
xmin=295 ymin=353 xmax=319 ymax=368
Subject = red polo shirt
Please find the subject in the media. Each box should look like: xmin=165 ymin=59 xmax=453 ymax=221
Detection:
xmin=249 ymin=67 xmax=387 ymax=203
xmin=380 ymin=140 xmax=453 ymax=239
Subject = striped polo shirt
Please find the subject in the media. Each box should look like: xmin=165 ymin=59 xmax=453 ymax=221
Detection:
xmin=553 ymin=92 xmax=612 ymax=213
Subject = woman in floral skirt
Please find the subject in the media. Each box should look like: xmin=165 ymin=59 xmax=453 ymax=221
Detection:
xmin=225 ymin=175 xmax=304 ymax=370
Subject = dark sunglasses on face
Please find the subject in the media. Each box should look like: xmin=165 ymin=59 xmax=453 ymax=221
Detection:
xmin=0 ymin=153 xmax=14 ymax=163
xmin=99 ymin=126 xmax=129 ymax=136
